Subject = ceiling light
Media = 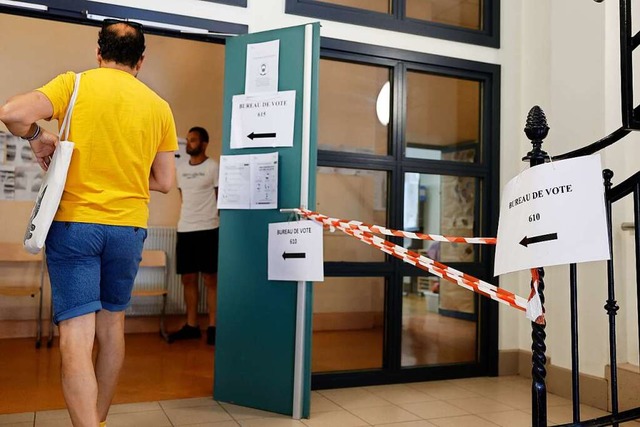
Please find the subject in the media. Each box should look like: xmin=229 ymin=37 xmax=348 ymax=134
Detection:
xmin=0 ymin=0 xmax=47 ymax=11
xmin=376 ymin=81 xmax=390 ymax=126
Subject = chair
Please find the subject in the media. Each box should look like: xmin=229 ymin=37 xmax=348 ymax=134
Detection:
xmin=0 ymin=242 xmax=46 ymax=348
xmin=132 ymin=250 xmax=169 ymax=341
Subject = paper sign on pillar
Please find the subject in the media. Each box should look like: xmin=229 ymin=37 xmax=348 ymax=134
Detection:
xmin=268 ymin=221 xmax=324 ymax=282
xmin=230 ymin=39 xmax=296 ymax=150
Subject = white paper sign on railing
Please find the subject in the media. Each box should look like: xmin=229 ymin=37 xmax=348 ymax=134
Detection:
xmin=494 ymin=154 xmax=610 ymax=276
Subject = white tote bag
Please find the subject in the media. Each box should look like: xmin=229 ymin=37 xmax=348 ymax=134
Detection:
xmin=23 ymin=74 xmax=81 ymax=254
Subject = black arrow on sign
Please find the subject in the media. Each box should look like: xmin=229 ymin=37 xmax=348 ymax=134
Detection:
xmin=283 ymin=251 xmax=306 ymax=260
xmin=248 ymin=132 xmax=276 ymax=140
xmin=519 ymin=233 xmax=558 ymax=247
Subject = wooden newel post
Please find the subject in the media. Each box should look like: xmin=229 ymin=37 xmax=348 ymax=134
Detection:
xmin=523 ymin=106 xmax=549 ymax=427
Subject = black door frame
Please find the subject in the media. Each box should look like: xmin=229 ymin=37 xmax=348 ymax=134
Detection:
xmin=313 ymin=38 xmax=501 ymax=389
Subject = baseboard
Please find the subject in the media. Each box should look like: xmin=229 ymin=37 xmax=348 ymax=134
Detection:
xmin=606 ymin=363 xmax=640 ymax=412
xmin=498 ymin=349 xmax=519 ymax=376
xmin=0 ymin=314 xmax=203 ymax=338
xmin=500 ymin=349 xmax=609 ymax=411
xmin=0 ymin=319 xmax=41 ymax=339
xmin=546 ymin=364 xmax=608 ymax=411
xmin=0 ymin=311 xmax=383 ymax=339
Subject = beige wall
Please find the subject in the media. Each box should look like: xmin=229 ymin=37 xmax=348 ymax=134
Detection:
xmin=0 ymin=14 xmax=223 ymax=326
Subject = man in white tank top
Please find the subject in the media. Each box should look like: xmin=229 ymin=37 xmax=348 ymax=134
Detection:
xmin=169 ymin=126 xmax=219 ymax=345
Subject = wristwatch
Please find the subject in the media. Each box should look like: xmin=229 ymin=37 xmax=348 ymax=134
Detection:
xmin=22 ymin=124 xmax=41 ymax=142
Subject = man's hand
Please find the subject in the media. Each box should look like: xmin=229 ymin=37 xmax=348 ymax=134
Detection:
xmin=0 ymin=90 xmax=56 ymax=170
xmin=30 ymin=129 xmax=58 ymax=170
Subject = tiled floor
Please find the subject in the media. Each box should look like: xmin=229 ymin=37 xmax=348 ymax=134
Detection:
xmin=2 ymin=375 xmax=638 ymax=427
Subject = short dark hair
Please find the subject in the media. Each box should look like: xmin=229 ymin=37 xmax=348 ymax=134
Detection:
xmin=189 ymin=127 xmax=209 ymax=143
xmin=98 ymin=21 xmax=145 ymax=68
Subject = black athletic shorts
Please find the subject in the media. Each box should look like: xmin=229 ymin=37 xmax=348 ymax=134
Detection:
xmin=176 ymin=228 xmax=219 ymax=275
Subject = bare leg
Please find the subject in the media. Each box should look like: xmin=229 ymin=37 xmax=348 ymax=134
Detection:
xmin=58 ymin=313 xmax=100 ymax=427
xmin=95 ymin=309 xmax=126 ymax=423
xmin=203 ymin=273 xmax=217 ymax=327
xmin=182 ymin=273 xmax=199 ymax=326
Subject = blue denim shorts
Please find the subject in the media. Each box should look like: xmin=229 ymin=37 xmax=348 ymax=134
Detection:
xmin=45 ymin=221 xmax=147 ymax=325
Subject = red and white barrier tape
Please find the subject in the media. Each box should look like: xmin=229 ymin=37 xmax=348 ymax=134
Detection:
xmin=295 ymin=208 xmax=535 ymax=315
xmin=297 ymin=208 xmax=497 ymax=245
xmin=527 ymin=269 xmax=545 ymax=324
xmin=337 ymin=225 xmax=527 ymax=312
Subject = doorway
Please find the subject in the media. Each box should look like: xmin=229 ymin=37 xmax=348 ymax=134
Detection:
xmin=0 ymin=11 xmax=227 ymax=413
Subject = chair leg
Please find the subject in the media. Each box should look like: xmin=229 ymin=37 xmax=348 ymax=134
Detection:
xmin=160 ymin=294 xmax=169 ymax=342
xmin=35 ymin=289 xmax=42 ymax=349
xmin=47 ymin=298 xmax=54 ymax=348
xmin=35 ymin=258 xmax=45 ymax=349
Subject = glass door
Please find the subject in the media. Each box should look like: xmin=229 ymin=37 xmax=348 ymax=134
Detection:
xmin=312 ymin=47 xmax=499 ymax=388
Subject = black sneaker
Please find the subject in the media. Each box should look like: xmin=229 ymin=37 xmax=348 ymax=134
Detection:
xmin=168 ymin=324 xmax=201 ymax=343
xmin=207 ymin=326 xmax=216 ymax=346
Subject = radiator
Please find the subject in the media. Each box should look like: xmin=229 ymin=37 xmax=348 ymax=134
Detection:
xmin=127 ymin=226 xmax=208 ymax=316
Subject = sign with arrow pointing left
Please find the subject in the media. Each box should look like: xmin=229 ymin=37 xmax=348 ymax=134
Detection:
xmin=230 ymin=91 xmax=296 ymax=149
xmin=268 ymin=221 xmax=324 ymax=281
xmin=494 ymin=154 xmax=610 ymax=276
xmin=519 ymin=233 xmax=558 ymax=247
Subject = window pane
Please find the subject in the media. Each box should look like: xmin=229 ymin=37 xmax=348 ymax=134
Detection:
xmin=402 ymin=274 xmax=477 ymax=367
xmin=317 ymin=167 xmax=388 ymax=262
xmin=402 ymin=173 xmax=480 ymax=263
xmin=319 ymin=59 xmax=391 ymax=155
xmin=405 ymin=71 xmax=481 ymax=163
xmin=406 ymin=0 xmax=482 ymax=31
xmin=312 ymin=277 xmax=385 ymax=372
xmin=311 ymin=0 xmax=391 ymax=14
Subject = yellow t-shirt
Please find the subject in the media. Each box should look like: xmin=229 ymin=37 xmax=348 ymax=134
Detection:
xmin=37 ymin=68 xmax=178 ymax=228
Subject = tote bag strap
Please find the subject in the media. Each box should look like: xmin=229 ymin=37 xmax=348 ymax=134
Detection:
xmin=58 ymin=73 xmax=82 ymax=141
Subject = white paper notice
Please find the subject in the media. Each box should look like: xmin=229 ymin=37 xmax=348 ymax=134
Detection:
xmin=217 ymin=152 xmax=278 ymax=210
xmin=268 ymin=221 xmax=324 ymax=281
xmin=217 ymin=155 xmax=251 ymax=209
xmin=494 ymin=154 xmax=610 ymax=276
xmin=231 ymin=91 xmax=296 ymax=149
xmin=245 ymin=40 xmax=279 ymax=94
xmin=251 ymin=152 xmax=278 ymax=209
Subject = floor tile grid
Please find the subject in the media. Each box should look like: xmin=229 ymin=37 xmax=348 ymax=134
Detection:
xmin=7 ymin=375 xmax=640 ymax=426
xmin=313 ymin=383 xmax=501 ymax=427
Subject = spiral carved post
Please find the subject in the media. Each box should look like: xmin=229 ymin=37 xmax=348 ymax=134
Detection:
xmin=523 ymin=106 xmax=549 ymax=427
xmin=602 ymin=169 xmax=620 ymax=422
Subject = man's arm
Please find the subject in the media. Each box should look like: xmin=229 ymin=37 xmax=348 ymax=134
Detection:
xmin=0 ymin=91 xmax=53 ymax=136
xmin=0 ymin=91 xmax=57 ymax=170
xmin=149 ymin=151 xmax=176 ymax=193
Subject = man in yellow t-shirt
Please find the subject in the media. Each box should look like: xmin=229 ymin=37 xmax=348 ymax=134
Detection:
xmin=0 ymin=20 xmax=177 ymax=426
